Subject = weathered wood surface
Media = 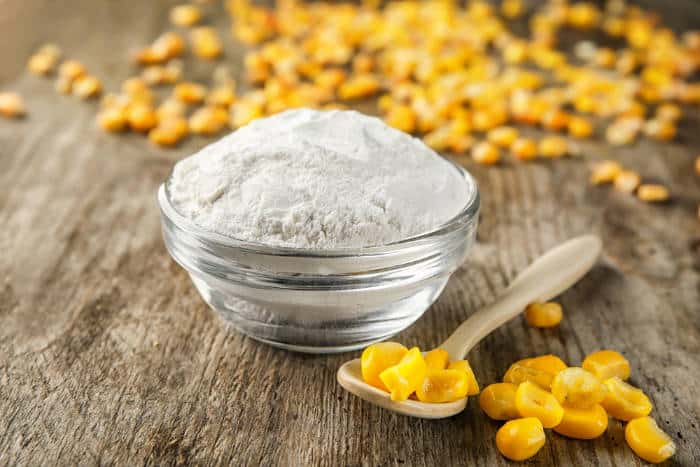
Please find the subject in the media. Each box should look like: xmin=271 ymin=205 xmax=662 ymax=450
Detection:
xmin=1 ymin=1 xmax=699 ymax=465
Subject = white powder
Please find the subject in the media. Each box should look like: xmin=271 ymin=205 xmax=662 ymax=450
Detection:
xmin=169 ymin=109 xmax=468 ymax=249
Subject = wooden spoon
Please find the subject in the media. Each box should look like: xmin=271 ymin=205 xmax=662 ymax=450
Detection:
xmin=337 ymin=235 xmax=602 ymax=419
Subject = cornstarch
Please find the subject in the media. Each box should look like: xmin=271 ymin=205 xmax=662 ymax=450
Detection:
xmin=169 ymin=108 xmax=468 ymax=249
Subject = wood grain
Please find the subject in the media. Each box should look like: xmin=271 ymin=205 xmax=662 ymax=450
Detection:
xmin=1 ymin=1 xmax=699 ymax=465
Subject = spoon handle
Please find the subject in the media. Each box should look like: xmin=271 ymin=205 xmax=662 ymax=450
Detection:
xmin=439 ymin=235 xmax=602 ymax=360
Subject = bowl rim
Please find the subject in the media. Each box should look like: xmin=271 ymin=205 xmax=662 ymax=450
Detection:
xmin=158 ymin=159 xmax=479 ymax=259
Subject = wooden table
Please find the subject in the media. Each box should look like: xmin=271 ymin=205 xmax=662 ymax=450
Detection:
xmin=1 ymin=1 xmax=699 ymax=465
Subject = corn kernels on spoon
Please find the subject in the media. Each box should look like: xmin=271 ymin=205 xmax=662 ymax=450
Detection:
xmin=337 ymin=235 xmax=602 ymax=419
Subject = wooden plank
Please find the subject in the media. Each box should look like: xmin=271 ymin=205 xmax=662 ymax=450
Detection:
xmin=1 ymin=0 xmax=699 ymax=465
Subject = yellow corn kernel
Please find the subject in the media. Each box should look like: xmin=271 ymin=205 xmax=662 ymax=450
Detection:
xmin=625 ymin=416 xmax=676 ymax=464
xmin=583 ymin=350 xmax=631 ymax=381
xmin=27 ymin=52 xmax=57 ymax=76
xmin=511 ymin=138 xmax=537 ymax=161
xmin=360 ymin=342 xmax=408 ymax=391
xmin=447 ymin=360 xmax=479 ymax=396
xmin=54 ymin=76 xmax=72 ymax=95
xmin=601 ymin=377 xmax=652 ymax=421
xmin=541 ymin=109 xmax=569 ymax=132
xmin=525 ymin=302 xmax=563 ymax=328
xmin=191 ymin=27 xmax=223 ymax=60
xmin=58 ymin=60 xmax=87 ymax=82
xmin=502 ymin=40 xmax=528 ymax=64
xmin=503 ymin=362 xmax=553 ymax=389
xmin=524 ymin=355 xmax=567 ymax=375
xmin=538 ymin=136 xmax=568 ymax=158
xmin=149 ymin=117 xmax=188 ymax=147
xmin=416 ymin=369 xmax=468 ymax=403
xmin=593 ymin=48 xmax=616 ymax=68
xmin=170 ymin=4 xmax=201 ymax=27
xmin=551 ymin=367 xmax=606 ymax=409
xmin=613 ymin=170 xmax=641 ymax=194
xmin=0 ymin=92 xmax=26 ymax=118
xmin=122 ymin=77 xmax=149 ymax=96
xmin=515 ymin=381 xmax=564 ymax=428
xmin=695 ymin=156 xmax=700 ymax=176
xmin=567 ymin=3 xmax=601 ymax=29
xmin=231 ymin=100 xmax=264 ymax=128
xmin=448 ymin=134 xmax=475 ymax=155
xmin=352 ymin=54 xmax=374 ymax=74
xmin=385 ymin=105 xmax=416 ymax=133
xmin=152 ymin=31 xmax=185 ymax=59
xmin=553 ymin=404 xmax=609 ymax=440
xmin=424 ymin=349 xmax=449 ymax=371
xmin=189 ymin=106 xmax=229 ymax=135
xmin=643 ymin=118 xmax=676 ymax=141
xmin=501 ymin=0 xmax=523 ymax=19
xmin=126 ymin=103 xmax=157 ymax=132
xmin=72 ymin=75 xmax=102 ymax=99
xmin=655 ymin=103 xmax=681 ymax=122
xmin=590 ymin=160 xmax=622 ymax=185
xmin=567 ymin=116 xmax=593 ymax=138
xmin=479 ymin=383 xmax=519 ymax=420
xmin=605 ymin=123 xmax=637 ymax=146
xmin=97 ymin=107 xmax=127 ymax=132
xmin=495 ymin=417 xmax=546 ymax=461
xmin=207 ymin=86 xmax=236 ymax=107
xmin=379 ymin=347 xmax=428 ymax=401
xmin=487 ymin=126 xmax=519 ymax=148
xmin=156 ymin=98 xmax=186 ymax=121
xmin=174 ymin=82 xmax=207 ymax=104
xmin=337 ymin=74 xmax=380 ymax=100
xmin=472 ymin=141 xmax=500 ymax=165
xmin=637 ymin=184 xmax=669 ymax=203
xmin=314 ymin=68 xmax=347 ymax=91
xmin=142 ymin=64 xmax=180 ymax=86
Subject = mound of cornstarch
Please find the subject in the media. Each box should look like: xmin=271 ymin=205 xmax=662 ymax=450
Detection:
xmin=169 ymin=109 xmax=468 ymax=249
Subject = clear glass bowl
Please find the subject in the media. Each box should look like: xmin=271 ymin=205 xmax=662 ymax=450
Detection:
xmin=157 ymin=162 xmax=479 ymax=353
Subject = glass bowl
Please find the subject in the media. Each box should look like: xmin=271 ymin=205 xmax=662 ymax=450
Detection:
xmin=157 ymin=162 xmax=479 ymax=353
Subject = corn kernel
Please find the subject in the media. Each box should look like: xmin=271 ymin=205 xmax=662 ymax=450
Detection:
xmin=583 ymin=350 xmax=631 ymax=381
xmin=567 ymin=3 xmax=601 ymax=29
xmin=156 ymin=98 xmax=186 ymax=121
xmin=54 ymin=76 xmax=73 ymax=95
xmin=416 ymin=369 xmax=469 ymax=403
xmin=525 ymin=302 xmax=563 ymax=328
xmin=191 ymin=27 xmax=223 ymax=60
xmin=495 ymin=417 xmax=546 ymax=461
xmin=511 ymin=138 xmax=537 ymax=161
xmin=379 ymin=347 xmax=428 ymax=401
xmin=189 ymin=106 xmax=229 ymax=135
xmin=149 ymin=117 xmax=188 ymax=147
xmin=137 ymin=32 xmax=185 ymax=64
xmin=524 ymin=355 xmax=567 ymax=375
xmin=385 ymin=105 xmax=416 ymax=133
xmin=174 ymin=82 xmax=207 ymax=104
xmin=447 ymin=360 xmax=480 ymax=396
xmin=360 ymin=342 xmax=408 ymax=391
xmin=126 ymin=103 xmax=157 ymax=132
xmin=590 ymin=160 xmax=622 ymax=184
xmin=553 ymin=404 xmax=609 ymax=439
xmin=424 ymin=349 xmax=449 ymax=371
xmin=479 ymin=383 xmax=519 ymax=420
xmin=613 ymin=170 xmax=641 ymax=194
xmin=695 ymin=156 xmax=700 ymax=176
xmin=338 ymin=74 xmax=380 ymax=100
xmin=515 ymin=381 xmax=564 ymax=428
xmin=72 ymin=75 xmax=102 ymax=99
xmin=655 ymin=103 xmax=681 ymax=122
xmin=0 ymin=92 xmax=26 ymax=118
xmin=448 ymin=134 xmax=475 ymax=155
xmin=625 ymin=416 xmax=676 ymax=463
xmin=97 ymin=107 xmax=127 ymax=132
xmin=551 ymin=367 xmax=606 ymax=409
xmin=488 ymin=126 xmax=518 ymax=148
xmin=170 ymin=4 xmax=202 ymax=27
xmin=637 ymin=184 xmax=669 ymax=202
xmin=352 ymin=54 xmax=374 ymax=74
xmin=231 ymin=99 xmax=264 ymax=128
xmin=541 ymin=109 xmax=569 ymax=131
xmin=27 ymin=52 xmax=57 ymax=76
xmin=539 ymin=136 xmax=568 ymax=158
xmin=601 ymin=377 xmax=653 ymax=421
xmin=314 ymin=68 xmax=347 ymax=91
xmin=503 ymin=362 xmax=553 ymax=389
xmin=472 ymin=141 xmax=500 ymax=165
xmin=501 ymin=0 xmax=523 ymax=19
xmin=207 ymin=86 xmax=236 ymax=108
xmin=58 ymin=60 xmax=87 ymax=82
xmin=567 ymin=116 xmax=593 ymax=138
xmin=643 ymin=118 xmax=676 ymax=141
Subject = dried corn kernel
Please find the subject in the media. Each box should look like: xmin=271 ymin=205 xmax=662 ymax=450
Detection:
xmin=539 ymin=136 xmax=568 ymax=158
xmin=511 ymin=138 xmax=537 ymax=161
xmin=416 ymin=369 xmax=469 ymax=403
xmin=385 ymin=105 xmax=416 ymax=133
xmin=488 ymin=126 xmax=519 ymax=148
xmin=126 ymin=103 xmax=157 ymax=132
xmin=541 ymin=109 xmax=569 ymax=131
xmin=582 ymin=350 xmax=631 ymax=381
xmin=643 ymin=118 xmax=676 ymax=141
xmin=479 ymin=383 xmax=519 ymax=420
xmin=515 ymin=381 xmax=564 ymax=428
xmin=606 ymin=122 xmax=637 ymax=146
xmin=207 ymin=86 xmax=236 ymax=107
xmin=495 ymin=417 xmax=546 ymax=461
xmin=54 ymin=76 xmax=72 ymax=95
xmin=447 ymin=360 xmax=479 ymax=396
xmin=231 ymin=99 xmax=264 ymax=128
xmin=524 ymin=355 xmax=567 ymax=375
xmin=149 ymin=117 xmax=188 ymax=147
xmin=314 ymin=68 xmax=347 ymax=91
xmin=189 ymin=106 xmax=229 ymax=135
xmin=72 ymin=75 xmax=102 ymax=99
xmin=601 ymin=377 xmax=652 ymax=421
xmin=655 ymin=103 xmax=681 ymax=122
xmin=361 ymin=342 xmax=408 ymax=391
xmin=379 ymin=347 xmax=428 ymax=401
xmin=142 ymin=65 xmax=180 ymax=86
xmin=174 ymin=82 xmax=207 ymax=104
xmin=352 ymin=54 xmax=374 ymax=74
xmin=157 ymin=98 xmax=186 ymax=120
xmin=191 ymin=27 xmax=223 ymax=60
xmin=567 ymin=116 xmax=593 ymax=138
xmin=27 ymin=52 xmax=58 ymax=76
xmin=625 ymin=416 xmax=676 ymax=463
xmin=637 ymin=184 xmax=669 ymax=202
xmin=424 ymin=349 xmax=449 ymax=371
xmin=525 ymin=302 xmax=563 ymax=328
xmin=97 ymin=107 xmax=127 ymax=132
xmin=137 ymin=32 xmax=185 ymax=64
xmin=503 ymin=362 xmax=553 ymax=389
xmin=472 ymin=141 xmax=500 ymax=165
xmin=0 ymin=92 xmax=26 ymax=118
xmin=553 ymin=404 xmax=609 ymax=439
xmin=501 ymin=0 xmax=523 ymax=18
xmin=58 ymin=60 xmax=86 ymax=82
xmin=551 ymin=367 xmax=606 ymax=409
xmin=338 ymin=74 xmax=380 ymax=100
xmin=170 ymin=4 xmax=201 ymax=27
xmin=590 ymin=160 xmax=622 ymax=185
xmin=613 ymin=170 xmax=641 ymax=194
